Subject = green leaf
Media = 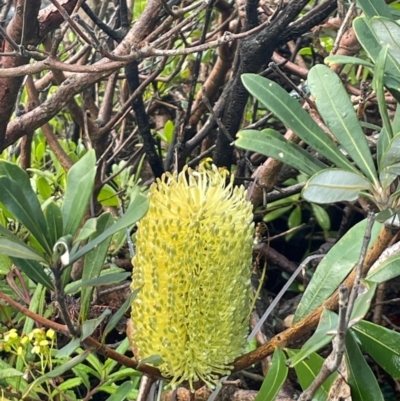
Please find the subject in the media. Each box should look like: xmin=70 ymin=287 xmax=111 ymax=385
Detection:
xmin=11 ymin=258 xmax=53 ymax=290
xmin=236 ymin=129 xmax=326 ymax=176
xmin=98 ymin=184 xmax=119 ymax=207
xmin=61 ymin=149 xmax=96 ymax=235
xmin=0 ymin=359 xmax=37 ymax=399
xmin=0 ymin=177 xmax=51 ymax=253
xmin=354 ymin=17 xmax=400 ymax=90
xmin=240 ymin=74 xmax=357 ymax=173
xmin=68 ymin=191 xmax=148 ymax=265
xmin=302 ymin=169 xmax=372 ymax=204
xmin=102 ymin=288 xmax=141 ymax=343
xmin=54 ymin=377 xmax=82 ymax=394
xmin=353 ymin=320 xmax=400 ymax=380
xmin=286 ymin=349 xmax=337 ymax=401
xmin=0 ymin=368 xmax=24 ymax=379
xmin=65 ymin=272 xmax=130 ymax=295
xmin=103 ymin=338 xmax=131 ymax=375
xmin=263 ymin=205 xmax=293 ymax=223
xmin=357 ymin=0 xmax=392 ymax=19
xmin=345 ymin=330 xmax=385 ymax=401
xmin=367 ymin=248 xmax=400 ymax=283
xmin=381 ymin=134 xmax=400 ymax=170
xmin=99 ymin=385 xmax=138 ymax=400
xmin=308 ymin=64 xmax=377 ymax=183
xmin=24 ymin=350 xmax=91 ymax=397
xmin=311 ymin=204 xmax=330 ymax=231
xmin=324 ymin=55 xmax=374 ymax=69
xmin=293 ymin=219 xmax=382 ymax=323
xmin=105 ymin=381 xmax=136 ymax=401
xmin=79 ymin=213 xmax=114 ymax=320
xmin=254 ymin=348 xmax=288 ymax=401
xmin=36 ymin=176 xmax=52 ymax=200
xmin=370 ymin=18 xmax=400 ymax=65
xmin=373 ymin=46 xmax=393 ymax=143
xmin=44 ymin=202 xmax=63 ymax=247
xmin=350 ymin=280 xmax=377 ymax=324
xmin=0 ymin=238 xmax=45 ymax=261
xmin=288 ymin=205 xmax=302 ymax=229
xmin=288 ymin=309 xmax=338 ymax=367
xmin=107 ymin=368 xmax=142 ymax=382
xmin=377 ymin=128 xmax=392 ymax=175
xmin=0 ymin=161 xmax=51 ymax=250
xmin=75 ymin=218 xmax=97 ymax=242
xmin=81 ymin=309 xmax=111 ymax=341
xmin=392 ymin=103 xmax=400 ymax=135
xmin=57 ymin=337 xmax=81 ymax=358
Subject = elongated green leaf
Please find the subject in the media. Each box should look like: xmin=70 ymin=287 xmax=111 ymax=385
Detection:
xmin=236 ymin=129 xmax=326 ymax=176
xmin=100 ymin=385 xmax=138 ymax=400
xmin=294 ymin=220 xmax=382 ymax=323
xmin=104 ymin=338 xmax=131 ymax=375
xmin=105 ymin=381 xmax=136 ymax=401
xmin=371 ymin=18 xmax=400 ymax=65
xmin=377 ymin=128 xmax=392 ymax=176
xmin=325 ymin=55 xmax=374 ymax=68
xmin=57 ymin=337 xmax=81 ymax=358
xmin=308 ymin=64 xmax=377 ymax=183
xmin=350 ymin=280 xmax=377 ymax=324
xmin=379 ymin=134 xmax=400 ymax=187
xmin=61 ymin=149 xmax=96 ymax=235
xmin=0 ymin=359 xmax=36 ymax=399
xmin=102 ymin=287 xmax=141 ymax=343
xmin=0 ymin=161 xmax=51 ymax=250
xmin=81 ymin=309 xmax=111 ymax=341
xmin=241 ymin=74 xmax=357 ymax=173
xmin=0 ymin=238 xmax=45 ymax=261
xmin=69 ymin=192 xmax=149 ymax=265
xmin=302 ymin=169 xmax=372 ymax=204
xmin=288 ymin=309 xmax=338 ymax=367
xmin=107 ymin=368 xmax=142 ymax=382
xmin=357 ymin=0 xmax=392 ymax=19
xmin=381 ymin=134 xmax=400 ymax=169
xmin=345 ymin=330 xmax=384 ymax=401
xmin=75 ymin=218 xmax=97 ymax=242
xmin=367 ymin=249 xmax=400 ymax=283
xmin=392 ymin=103 xmax=400 ymax=135
xmin=354 ymin=17 xmax=400 ymax=90
xmin=311 ymin=204 xmax=330 ymax=231
xmin=66 ymin=272 xmax=130 ymax=295
xmin=286 ymin=350 xmax=337 ymax=401
xmin=254 ymin=348 xmax=287 ymax=401
xmin=79 ymin=213 xmax=114 ymax=320
xmin=373 ymin=46 xmax=393 ymax=141
xmin=54 ymin=377 xmax=82 ymax=394
xmin=353 ymin=320 xmax=400 ymax=380
xmin=0 ymin=177 xmax=51 ymax=254
xmin=11 ymin=257 xmax=53 ymax=290
xmin=24 ymin=350 xmax=91 ymax=398
xmin=0 ymin=368 xmax=24 ymax=379
xmin=44 ymin=202 xmax=63 ymax=247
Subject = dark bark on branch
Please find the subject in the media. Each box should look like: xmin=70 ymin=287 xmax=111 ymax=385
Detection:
xmin=212 ymin=0 xmax=336 ymax=168
xmin=125 ymin=61 xmax=165 ymax=178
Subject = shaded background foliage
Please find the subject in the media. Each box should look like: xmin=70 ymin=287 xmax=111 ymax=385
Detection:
xmin=2 ymin=0 xmax=400 ymax=400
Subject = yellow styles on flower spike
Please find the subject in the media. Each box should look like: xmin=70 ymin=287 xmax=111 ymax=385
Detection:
xmin=131 ymin=164 xmax=254 ymax=390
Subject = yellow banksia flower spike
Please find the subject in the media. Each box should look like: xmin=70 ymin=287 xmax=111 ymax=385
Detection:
xmin=131 ymin=164 xmax=254 ymax=390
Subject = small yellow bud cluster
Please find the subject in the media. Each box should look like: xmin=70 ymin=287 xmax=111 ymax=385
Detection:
xmin=131 ymin=164 xmax=254 ymax=389
xmin=0 ymin=327 xmax=55 ymax=357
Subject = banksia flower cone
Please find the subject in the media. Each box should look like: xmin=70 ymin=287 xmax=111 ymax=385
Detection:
xmin=131 ymin=164 xmax=254 ymax=389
